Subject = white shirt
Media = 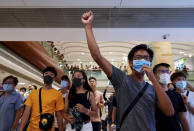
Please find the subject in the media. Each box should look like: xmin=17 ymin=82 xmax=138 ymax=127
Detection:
xmin=183 ymin=90 xmax=194 ymax=130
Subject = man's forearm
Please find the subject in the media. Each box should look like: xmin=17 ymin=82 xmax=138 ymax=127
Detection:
xmin=182 ymin=122 xmax=190 ymax=131
xmin=180 ymin=116 xmax=190 ymax=131
xmin=11 ymin=107 xmax=24 ymax=129
xmin=187 ymin=103 xmax=194 ymax=114
xmin=152 ymin=79 xmax=174 ymax=116
xmin=187 ymin=82 xmax=194 ymax=92
xmin=19 ymin=116 xmax=29 ymax=131
xmin=19 ymin=106 xmax=31 ymax=131
xmin=85 ymin=25 xmax=102 ymax=61
xmin=56 ymin=111 xmax=63 ymax=131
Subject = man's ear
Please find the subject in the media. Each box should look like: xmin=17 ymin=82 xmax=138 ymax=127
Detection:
xmin=128 ymin=60 xmax=133 ymax=67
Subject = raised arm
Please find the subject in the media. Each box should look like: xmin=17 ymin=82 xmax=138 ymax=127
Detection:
xmin=81 ymin=11 xmax=112 ymax=78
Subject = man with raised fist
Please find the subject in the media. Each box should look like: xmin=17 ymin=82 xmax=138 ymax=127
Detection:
xmin=81 ymin=11 xmax=174 ymax=131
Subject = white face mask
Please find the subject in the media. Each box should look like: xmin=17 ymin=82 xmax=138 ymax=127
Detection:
xmin=176 ymin=81 xmax=187 ymax=91
xmin=159 ymin=73 xmax=170 ymax=85
xmin=62 ymin=94 xmax=66 ymax=98
xmin=20 ymin=92 xmax=24 ymax=95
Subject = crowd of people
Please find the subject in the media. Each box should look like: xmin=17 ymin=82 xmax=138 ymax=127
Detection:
xmin=65 ymin=64 xmax=102 ymax=72
xmin=0 ymin=11 xmax=194 ymax=131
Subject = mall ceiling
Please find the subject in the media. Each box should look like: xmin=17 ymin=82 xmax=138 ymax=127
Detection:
xmin=1 ymin=0 xmax=194 ymax=28
xmin=0 ymin=8 xmax=194 ymax=28
xmin=1 ymin=0 xmax=194 ymax=63
xmin=54 ymin=42 xmax=194 ymax=64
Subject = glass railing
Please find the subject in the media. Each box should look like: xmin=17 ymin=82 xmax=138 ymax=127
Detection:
xmin=66 ymin=70 xmax=108 ymax=80
xmin=40 ymin=41 xmax=68 ymax=74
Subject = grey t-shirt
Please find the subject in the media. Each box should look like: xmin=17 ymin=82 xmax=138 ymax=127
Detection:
xmin=110 ymin=66 xmax=157 ymax=131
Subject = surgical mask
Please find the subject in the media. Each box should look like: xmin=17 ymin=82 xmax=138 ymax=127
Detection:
xmin=72 ymin=78 xmax=84 ymax=87
xmin=3 ymin=84 xmax=13 ymax=91
xmin=176 ymin=81 xmax=187 ymax=91
xmin=43 ymin=75 xmax=53 ymax=85
xmin=28 ymin=90 xmax=32 ymax=94
xmin=61 ymin=80 xmax=67 ymax=88
xmin=159 ymin=73 xmax=170 ymax=85
xmin=133 ymin=59 xmax=151 ymax=72
xmin=20 ymin=92 xmax=24 ymax=95
xmin=63 ymin=94 xmax=67 ymax=98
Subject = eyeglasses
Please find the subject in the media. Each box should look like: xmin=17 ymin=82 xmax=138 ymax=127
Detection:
xmin=158 ymin=70 xmax=171 ymax=74
xmin=133 ymin=55 xmax=150 ymax=61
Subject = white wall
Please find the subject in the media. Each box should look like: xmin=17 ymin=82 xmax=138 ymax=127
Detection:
xmin=1 ymin=0 xmax=194 ymax=8
xmin=1 ymin=28 xmax=194 ymax=42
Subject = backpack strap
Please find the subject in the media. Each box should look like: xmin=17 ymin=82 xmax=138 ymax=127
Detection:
xmin=186 ymin=90 xmax=190 ymax=97
xmin=39 ymin=88 xmax=42 ymax=115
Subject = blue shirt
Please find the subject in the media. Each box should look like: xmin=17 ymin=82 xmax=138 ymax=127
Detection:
xmin=110 ymin=66 xmax=157 ymax=131
xmin=0 ymin=90 xmax=24 ymax=131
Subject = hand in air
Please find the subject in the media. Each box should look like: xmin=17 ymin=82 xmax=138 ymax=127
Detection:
xmin=81 ymin=10 xmax=94 ymax=26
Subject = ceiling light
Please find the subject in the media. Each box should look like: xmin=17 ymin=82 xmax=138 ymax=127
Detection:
xmin=77 ymin=59 xmax=80 ymax=61
xmin=81 ymin=53 xmax=85 ymax=55
xmin=109 ymin=52 xmax=113 ymax=54
xmin=123 ymin=53 xmax=127 ymax=56
xmin=18 ymin=83 xmax=26 ymax=85
xmin=179 ymin=52 xmax=184 ymax=54
xmin=189 ymin=54 xmax=193 ymax=58
xmin=112 ymin=59 xmax=114 ymax=61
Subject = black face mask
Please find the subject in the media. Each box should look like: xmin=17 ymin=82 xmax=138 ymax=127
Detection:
xmin=72 ymin=78 xmax=84 ymax=87
xmin=43 ymin=75 xmax=53 ymax=85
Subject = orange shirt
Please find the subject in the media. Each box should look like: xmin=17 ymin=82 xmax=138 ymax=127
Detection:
xmin=25 ymin=88 xmax=64 ymax=131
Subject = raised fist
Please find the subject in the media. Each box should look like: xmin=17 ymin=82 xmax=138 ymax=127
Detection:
xmin=81 ymin=10 xmax=94 ymax=26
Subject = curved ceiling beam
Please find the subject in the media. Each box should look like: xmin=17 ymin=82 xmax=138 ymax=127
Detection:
xmin=2 ymin=41 xmax=66 ymax=83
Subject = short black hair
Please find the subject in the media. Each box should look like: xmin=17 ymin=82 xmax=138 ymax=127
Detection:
xmin=20 ymin=87 xmax=27 ymax=91
xmin=32 ymin=85 xmax=38 ymax=90
xmin=2 ymin=75 xmax=18 ymax=86
xmin=89 ymin=77 xmax=96 ymax=81
xmin=128 ymin=44 xmax=154 ymax=62
xmin=153 ymin=63 xmax=170 ymax=74
xmin=170 ymin=71 xmax=187 ymax=82
xmin=61 ymin=75 xmax=70 ymax=83
xmin=42 ymin=67 xmax=57 ymax=77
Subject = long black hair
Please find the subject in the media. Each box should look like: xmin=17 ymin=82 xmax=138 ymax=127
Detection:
xmin=68 ymin=70 xmax=93 ymax=100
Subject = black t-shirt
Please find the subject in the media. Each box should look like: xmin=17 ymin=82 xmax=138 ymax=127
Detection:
xmin=155 ymin=90 xmax=186 ymax=131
